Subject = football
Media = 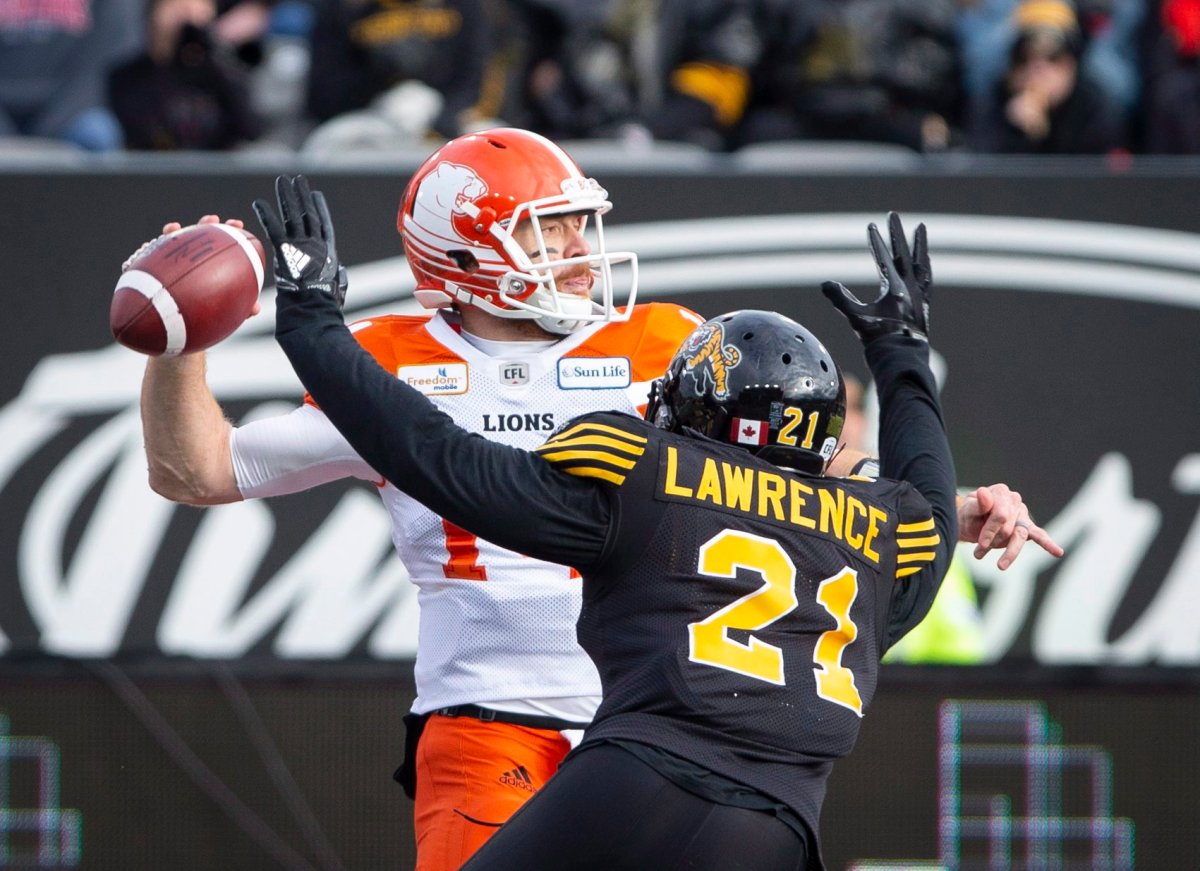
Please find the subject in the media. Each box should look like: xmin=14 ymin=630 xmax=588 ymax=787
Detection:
xmin=111 ymin=222 xmax=267 ymax=356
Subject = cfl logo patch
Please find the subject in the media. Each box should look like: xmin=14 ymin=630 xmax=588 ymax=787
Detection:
xmin=501 ymin=362 xmax=530 ymax=386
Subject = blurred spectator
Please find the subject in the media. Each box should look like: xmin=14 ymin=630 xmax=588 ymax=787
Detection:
xmin=1077 ymin=0 xmax=1146 ymax=114
xmin=108 ymin=0 xmax=264 ymax=150
xmin=507 ymin=0 xmax=761 ymax=151
xmin=968 ymin=0 xmax=1128 ymax=152
xmin=1141 ymin=0 xmax=1200 ymax=152
xmin=0 ymin=0 xmax=142 ymax=152
xmin=246 ymin=1 xmax=316 ymax=149
xmin=735 ymin=0 xmax=964 ymax=153
xmin=303 ymin=0 xmax=500 ymax=143
xmin=957 ymin=0 xmax=1144 ymax=119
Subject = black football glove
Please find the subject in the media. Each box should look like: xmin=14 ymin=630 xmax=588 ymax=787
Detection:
xmin=822 ymin=211 xmax=931 ymax=343
xmin=253 ymin=174 xmax=348 ymax=308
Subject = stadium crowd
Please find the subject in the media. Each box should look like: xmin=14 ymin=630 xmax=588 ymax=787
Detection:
xmin=2 ymin=0 xmax=1195 ymax=156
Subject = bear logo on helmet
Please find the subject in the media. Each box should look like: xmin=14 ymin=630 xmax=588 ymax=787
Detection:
xmin=413 ymin=161 xmax=489 ymax=242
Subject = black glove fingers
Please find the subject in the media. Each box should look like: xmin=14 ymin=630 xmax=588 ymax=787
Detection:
xmin=276 ymin=174 xmax=305 ymax=239
xmin=274 ymin=175 xmax=294 ymax=236
xmin=826 ymin=213 xmax=931 ymax=344
xmin=887 ymin=211 xmax=915 ymax=283
xmin=294 ymin=175 xmax=320 ymax=239
xmin=252 ymin=198 xmax=284 ymax=246
xmin=312 ymin=190 xmax=337 ymax=252
xmin=913 ymin=223 xmax=932 ymax=290
xmin=821 ymin=280 xmax=865 ymax=315
xmin=867 ymin=223 xmax=899 ymax=301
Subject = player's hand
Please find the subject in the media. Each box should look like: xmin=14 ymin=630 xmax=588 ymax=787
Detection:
xmin=957 ymin=483 xmax=1064 ymax=571
xmin=822 ymin=211 xmax=931 ymax=342
xmin=253 ymin=174 xmax=348 ymax=308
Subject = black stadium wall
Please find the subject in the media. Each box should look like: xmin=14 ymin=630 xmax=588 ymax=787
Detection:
xmin=0 ymin=157 xmax=1197 ymax=870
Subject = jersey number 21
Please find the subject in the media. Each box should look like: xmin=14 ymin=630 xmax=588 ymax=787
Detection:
xmin=688 ymin=529 xmax=864 ymax=716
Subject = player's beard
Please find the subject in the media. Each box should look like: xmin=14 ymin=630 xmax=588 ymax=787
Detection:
xmin=553 ymin=262 xmax=596 ymax=297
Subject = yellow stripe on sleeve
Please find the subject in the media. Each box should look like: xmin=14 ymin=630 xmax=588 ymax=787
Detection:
xmin=896 ymin=566 xmax=923 ymax=578
xmin=535 ymin=434 xmax=646 ymax=458
xmin=537 ymin=449 xmax=639 ymax=470
xmin=897 ymin=518 xmax=936 ymax=533
xmin=897 ymin=534 xmax=941 ymax=548
xmin=544 ymin=421 xmax=648 ymax=447
xmin=897 ymin=551 xmax=937 ymax=565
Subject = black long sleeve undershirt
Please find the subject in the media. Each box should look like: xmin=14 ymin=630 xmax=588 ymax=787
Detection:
xmin=864 ymin=336 xmax=959 ymax=646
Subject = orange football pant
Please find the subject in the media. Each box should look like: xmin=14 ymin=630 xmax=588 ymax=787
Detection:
xmin=413 ymin=713 xmax=572 ymax=871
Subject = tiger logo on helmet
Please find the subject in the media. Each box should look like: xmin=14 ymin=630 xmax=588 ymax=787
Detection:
xmin=681 ymin=323 xmax=742 ymax=401
xmin=647 ymin=310 xmax=845 ymax=475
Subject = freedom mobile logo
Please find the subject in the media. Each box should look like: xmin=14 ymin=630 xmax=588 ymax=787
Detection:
xmin=1 ymin=211 xmax=1199 ymax=663
xmin=397 ymin=363 xmax=468 ymax=395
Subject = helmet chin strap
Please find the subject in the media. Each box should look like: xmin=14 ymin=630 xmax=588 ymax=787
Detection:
xmin=450 ymin=280 xmax=596 ymax=336
xmin=526 ymin=286 xmax=596 ymax=334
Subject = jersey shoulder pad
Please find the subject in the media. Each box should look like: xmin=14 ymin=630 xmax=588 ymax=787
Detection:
xmin=305 ymin=314 xmax=457 ymax=407
xmin=534 ymin=411 xmax=653 ymax=487
xmin=577 ymin=303 xmax=705 ymax=378
xmin=346 ymin=314 xmax=455 ymax=364
xmin=894 ymin=484 xmax=940 ymax=579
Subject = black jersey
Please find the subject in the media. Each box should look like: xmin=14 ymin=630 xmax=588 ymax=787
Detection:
xmin=534 ymin=412 xmax=941 ymax=846
xmin=275 ymin=289 xmax=958 ymax=871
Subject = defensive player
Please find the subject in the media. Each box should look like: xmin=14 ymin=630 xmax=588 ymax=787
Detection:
xmin=262 ymin=174 xmax=956 ymax=870
xmin=135 ymin=129 xmax=1057 ymax=869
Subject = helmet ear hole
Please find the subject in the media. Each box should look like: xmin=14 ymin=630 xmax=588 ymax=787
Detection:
xmin=447 ymin=250 xmax=480 ymax=273
xmin=782 ymin=353 xmax=792 ymax=365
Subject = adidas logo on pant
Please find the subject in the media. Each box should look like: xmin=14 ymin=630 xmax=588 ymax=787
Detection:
xmin=498 ymin=765 xmax=536 ymax=792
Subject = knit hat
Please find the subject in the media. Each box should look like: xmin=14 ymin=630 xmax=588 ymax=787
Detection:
xmin=1011 ymin=0 xmax=1083 ymax=60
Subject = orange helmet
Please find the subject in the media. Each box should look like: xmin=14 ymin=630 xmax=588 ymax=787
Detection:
xmin=397 ymin=128 xmax=638 ymax=334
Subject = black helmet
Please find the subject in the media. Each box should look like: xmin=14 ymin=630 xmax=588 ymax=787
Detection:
xmin=646 ymin=310 xmax=845 ymax=474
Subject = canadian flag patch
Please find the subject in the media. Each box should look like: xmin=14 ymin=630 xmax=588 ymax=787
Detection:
xmin=731 ymin=418 xmax=768 ymax=446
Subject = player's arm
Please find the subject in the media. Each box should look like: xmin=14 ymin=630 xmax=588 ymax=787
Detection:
xmin=260 ymin=175 xmax=612 ymax=569
xmin=138 ymin=215 xmax=375 ymax=504
xmin=142 ymin=352 xmax=241 ymax=504
xmin=824 ymin=213 xmax=958 ymax=639
xmin=143 ymin=353 xmax=383 ymax=503
xmin=133 ymin=215 xmax=246 ymax=504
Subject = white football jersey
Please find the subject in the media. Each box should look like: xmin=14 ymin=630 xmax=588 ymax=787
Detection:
xmin=233 ymin=304 xmax=702 ymax=717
